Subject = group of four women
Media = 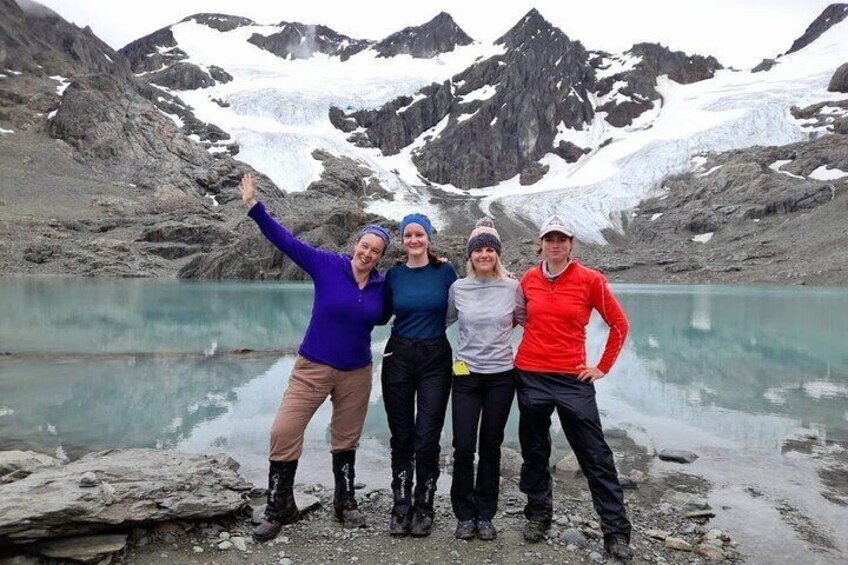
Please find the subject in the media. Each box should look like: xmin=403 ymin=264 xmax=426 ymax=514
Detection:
xmin=239 ymin=173 xmax=633 ymax=560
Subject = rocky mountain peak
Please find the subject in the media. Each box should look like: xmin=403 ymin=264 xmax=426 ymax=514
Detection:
xmin=373 ymin=11 xmax=473 ymax=59
xmin=787 ymin=3 xmax=848 ymax=54
xmin=248 ymin=22 xmax=372 ymax=61
xmin=496 ymin=8 xmax=568 ymax=50
xmin=180 ymin=13 xmax=256 ymax=33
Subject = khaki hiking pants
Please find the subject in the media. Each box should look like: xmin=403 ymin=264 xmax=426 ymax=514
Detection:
xmin=270 ymin=355 xmax=373 ymax=461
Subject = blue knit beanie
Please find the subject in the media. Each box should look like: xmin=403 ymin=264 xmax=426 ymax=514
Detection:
xmin=399 ymin=213 xmax=433 ymax=240
xmin=357 ymin=224 xmax=390 ymax=250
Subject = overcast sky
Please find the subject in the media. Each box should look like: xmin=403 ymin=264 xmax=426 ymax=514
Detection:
xmin=32 ymin=0 xmax=835 ymax=68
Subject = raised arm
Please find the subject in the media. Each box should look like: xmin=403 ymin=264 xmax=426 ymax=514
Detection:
xmin=240 ymin=173 xmax=333 ymax=276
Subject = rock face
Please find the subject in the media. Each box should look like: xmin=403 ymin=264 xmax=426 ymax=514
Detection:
xmin=592 ymin=43 xmax=721 ymax=128
xmin=583 ymin=133 xmax=848 ymax=286
xmin=786 ymin=3 xmax=848 ymax=54
xmin=829 ymin=62 xmax=848 ymax=93
xmin=119 ymin=27 xmax=187 ymax=73
xmin=792 ymin=99 xmax=848 ymax=135
xmin=373 ymin=12 xmax=473 ymax=59
xmin=182 ymin=13 xmax=255 ymax=33
xmin=147 ymin=61 xmax=217 ymax=90
xmin=248 ymin=22 xmax=373 ymax=61
xmin=330 ymin=9 xmax=720 ymax=189
xmin=0 ymin=449 xmax=252 ymax=543
xmin=178 ymin=151 xmax=397 ymax=281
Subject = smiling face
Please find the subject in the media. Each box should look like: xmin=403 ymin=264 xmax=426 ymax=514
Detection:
xmin=470 ymin=246 xmax=498 ymax=276
xmin=352 ymin=233 xmax=385 ymax=274
xmin=541 ymin=232 xmax=573 ymax=264
xmin=402 ymin=223 xmax=429 ymax=258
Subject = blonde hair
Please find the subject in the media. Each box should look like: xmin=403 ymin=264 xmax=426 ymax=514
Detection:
xmin=466 ymin=254 xmax=508 ymax=280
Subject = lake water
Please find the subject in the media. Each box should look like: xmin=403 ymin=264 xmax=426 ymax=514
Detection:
xmin=1 ymin=278 xmax=846 ymax=563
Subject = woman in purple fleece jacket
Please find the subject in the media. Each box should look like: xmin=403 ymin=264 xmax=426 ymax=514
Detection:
xmin=239 ymin=173 xmax=390 ymax=541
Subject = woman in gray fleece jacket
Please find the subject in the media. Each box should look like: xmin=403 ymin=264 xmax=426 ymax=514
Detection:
xmin=446 ymin=218 xmax=523 ymax=542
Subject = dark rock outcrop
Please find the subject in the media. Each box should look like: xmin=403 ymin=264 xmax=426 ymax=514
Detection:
xmin=593 ymin=43 xmax=722 ymax=128
xmin=374 ymin=12 xmax=473 ymax=59
xmin=786 ymin=3 xmax=848 ymax=55
xmin=829 ymin=62 xmax=848 ymax=93
xmin=752 ymin=58 xmax=777 ymax=73
xmin=148 ymin=61 xmax=216 ymax=90
xmin=248 ymin=22 xmax=373 ymax=61
xmin=119 ymin=27 xmax=187 ymax=74
xmin=182 ymin=13 xmax=255 ymax=33
xmin=791 ymin=99 xmax=848 ymax=135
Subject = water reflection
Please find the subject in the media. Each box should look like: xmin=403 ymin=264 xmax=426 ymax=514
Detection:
xmin=1 ymin=280 xmax=846 ymax=463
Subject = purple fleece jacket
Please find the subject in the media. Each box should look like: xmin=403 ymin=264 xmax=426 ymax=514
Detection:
xmin=248 ymin=202 xmax=384 ymax=370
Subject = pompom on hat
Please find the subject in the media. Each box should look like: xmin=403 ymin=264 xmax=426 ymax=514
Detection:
xmin=466 ymin=217 xmax=502 ymax=257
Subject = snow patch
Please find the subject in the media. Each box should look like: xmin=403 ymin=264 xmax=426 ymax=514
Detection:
xmin=650 ymin=213 xmax=663 ymax=221
xmin=595 ymin=53 xmax=642 ymax=80
xmin=49 ymin=75 xmax=71 ymax=95
xmin=458 ymin=84 xmax=497 ymax=103
xmin=802 ymin=381 xmax=848 ymax=399
xmin=809 ymin=165 xmax=848 ymax=180
xmin=47 ymin=109 xmax=57 ymax=119
xmin=692 ymin=232 xmax=714 ymax=243
xmin=697 ymin=165 xmax=723 ymax=177
xmin=0 ymin=127 xmax=14 ymax=135
xmin=204 ymin=193 xmax=220 ymax=206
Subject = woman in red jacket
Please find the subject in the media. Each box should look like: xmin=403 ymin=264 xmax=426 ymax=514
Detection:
xmin=515 ymin=215 xmax=633 ymax=561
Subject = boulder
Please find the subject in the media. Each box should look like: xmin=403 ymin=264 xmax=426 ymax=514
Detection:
xmin=33 ymin=534 xmax=128 ymax=563
xmin=0 ymin=449 xmax=252 ymax=543
xmin=658 ymin=449 xmax=699 ymax=463
xmin=828 ymin=63 xmax=848 ymax=93
xmin=0 ymin=451 xmax=61 ymax=482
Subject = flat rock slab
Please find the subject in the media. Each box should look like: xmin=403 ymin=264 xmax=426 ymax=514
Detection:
xmin=658 ymin=449 xmax=699 ymax=464
xmin=0 ymin=451 xmax=61 ymax=481
xmin=0 ymin=449 xmax=253 ymax=543
xmin=34 ymin=534 xmax=128 ymax=563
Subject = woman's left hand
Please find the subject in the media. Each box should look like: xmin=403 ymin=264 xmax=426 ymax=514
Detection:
xmin=576 ymin=365 xmax=605 ymax=383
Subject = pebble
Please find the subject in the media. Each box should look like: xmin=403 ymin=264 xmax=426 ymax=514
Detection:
xmin=589 ymin=551 xmax=604 ymax=562
xmin=217 ymin=541 xmax=233 ymax=551
xmin=646 ymin=529 xmax=670 ymax=540
xmin=696 ymin=543 xmax=726 ymax=559
xmin=704 ymin=528 xmax=724 ymax=541
xmin=280 ymin=559 xmax=293 ymax=565
xmin=664 ymin=537 xmax=694 ymax=551
xmin=219 ymin=531 xmax=231 ymax=541
xmin=658 ymin=449 xmax=699 ymax=464
xmin=192 ymin=546 xmax=203 ymax=553
xmin=354 ymin=482 xmax=366 ymax=489
xmin=232 ymin=536 xmax=248 ymax=551
xmin=79 ymin=471 xmax=98 ymax=487
xmin=681 ymin=523 xmax=697 ymax=534
xmin=559 ymin=528 xmax=590 ymax=548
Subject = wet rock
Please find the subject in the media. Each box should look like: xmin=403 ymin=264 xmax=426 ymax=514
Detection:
xmin=34 ymin=534 xmax=127 ymax=563
xmin=662 ymin=491 xmax=711 ymax=512
xmin=696 ymin=543 xmax=726 ymax=559
xmin=0 ymin=449 xmax=252 ymax=543
xmin=658 ymin=449 xmax=699 ymax=464
xmin=685 ymin=510 xmax=716 ymax=520
xmin=646 ymin=529 xmax=670 ymax=540
xmin=829 ymin=63 xmax=848 ymax=93
xmin=664 ymin=536 xmax=694 ymax=551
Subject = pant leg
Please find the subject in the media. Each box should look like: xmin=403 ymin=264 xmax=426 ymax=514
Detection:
xmin=329 ymin=363 xmax=373 ymax=453
xmin=517 ymin=370 xmax=556 ymax=523
xmin=269 ymin=355 xmax=335 ymax=461
xmin=554 ymin=376 xmax=631 ymax=538
xmin=450 ymin=372 xmax=483 ymax=521
xmin=412 ymin=337 xmax=453 ymax=510
xmin=475 ymin=369 xmax=516 ymax=521
xmin=381 ymin=337 xmax=417 ymax=471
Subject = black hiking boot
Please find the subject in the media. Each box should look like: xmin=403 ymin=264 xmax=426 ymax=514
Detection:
xmin=604 ymin=533 xmax=634 ymax=561
xmin=476 ymin=519 xmax=497 ymax=541
xmin=522 ymin=518 xmax=550 ymax=543
xmin=409 ymin=465 xmax=438 ymax=537
xmin=252 ymin=460 xmax=300 ymax=543
xmin=454 ymin=519 xmax=476 ymax=540
xmin=409 ymin=508 xmax=434 ymax=537
xmin=332 ymin=450 xmax=366 ymax=528
xmin=388 ymin=462 xmax=413 ymax=536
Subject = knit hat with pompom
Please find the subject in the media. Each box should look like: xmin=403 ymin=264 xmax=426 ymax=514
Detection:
xmin=466 ymin=217 xmax=502 ymax=257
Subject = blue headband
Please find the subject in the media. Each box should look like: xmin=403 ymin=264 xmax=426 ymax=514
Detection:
xmin=357 ymin=224 xmax=390 ymax=250
xmin=400 ymin=213 xmax=433 ymax=240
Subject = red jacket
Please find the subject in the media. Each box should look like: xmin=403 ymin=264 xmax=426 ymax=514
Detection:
xmin=515 ymin=260 xmax=629 ymax=375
